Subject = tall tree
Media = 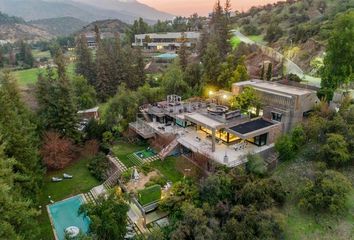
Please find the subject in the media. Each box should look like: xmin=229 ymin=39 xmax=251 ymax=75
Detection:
xmin=75 ymin=34 xmax=96 ymax=86
xmin=72 ymin=75 xmax=97 ymax=110
xmin=36 ymin=50 xmax=78 ymax=139
xmin=0 ymin=71 xmax=42 ymax=198
xmin=178 ymin=33 xmax=189 ymax=72
xmin=321 ymin=11 xmax=354 ymax=100
xmin=202 ymin=42 xmax=222 ymax=86
xmin=0 ymin=143 xmax=40 ymax=239
xmin=17 ymin=40 xmax=34 ymax=68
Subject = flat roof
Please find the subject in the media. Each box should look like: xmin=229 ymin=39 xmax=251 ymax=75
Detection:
xmin=185 ymin=112 xmax=224 ymax=129
xmin=234 ymin=80 xmax=316 ymax=96
xmin=229 ymin=118 xmax=274 ymax=134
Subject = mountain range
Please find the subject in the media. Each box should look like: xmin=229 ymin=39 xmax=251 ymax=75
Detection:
xmin=0 ymin=0 xmax=174 ymax=23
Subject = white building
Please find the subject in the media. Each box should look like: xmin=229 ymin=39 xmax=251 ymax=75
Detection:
xmin=132 ymin=32 xmax=200 ymax=50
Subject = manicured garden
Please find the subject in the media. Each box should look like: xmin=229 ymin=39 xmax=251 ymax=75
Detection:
xmin=111 ymin=140 xmax=150 ymax=168
xmin=38 ymin=158 xmax=100 ymax=239
xmin=137 ymin=184 xmax=162 ymax=206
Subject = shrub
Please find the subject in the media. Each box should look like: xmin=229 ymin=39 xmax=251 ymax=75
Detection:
xmin=298 ymin=170 xmax=352 ymax=214
xmin=87 ymin=153 xmax=109 ymax=181
xmin=145 ymin=175 xmax=168 ymax=188
xmin=246 ymin=154 xmax=267 ymax=177
xmin=320 ymin=133 xmax=350 ymax=167
xmin=275 ymin=135 xmax=295 ymax=161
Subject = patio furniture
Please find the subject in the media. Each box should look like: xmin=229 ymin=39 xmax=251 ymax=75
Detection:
xmin=63 ymin=173 xmax=73 ymax=179
xmin=51 ymin=177 xmax=63 ymax=182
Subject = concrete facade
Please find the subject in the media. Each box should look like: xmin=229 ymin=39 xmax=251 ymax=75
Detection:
xmin=232 ymin=80 xmax=320 ymax=132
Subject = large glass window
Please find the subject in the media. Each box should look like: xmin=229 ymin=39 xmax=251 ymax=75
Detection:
xmin=271 ymin=112 xmax=282 ymax=122
xmin=252 ymin=133 xmax=268 ymax=146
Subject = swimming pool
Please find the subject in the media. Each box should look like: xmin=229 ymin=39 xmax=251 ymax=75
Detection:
xmin=47 ymin=195 xmax=90 ymax=240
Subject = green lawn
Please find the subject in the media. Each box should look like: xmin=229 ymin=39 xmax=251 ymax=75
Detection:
xmin=273 ymin=160 xmax=354 ymax=240
xmin=150 ymin=157 xmax=185 ymax=183
xmin=138 ymin=184 xmax=161 ymax=206
xmin=13 ymin=67 xmax=45 ymax=86
xmin=32 ymin=50 xmax=51 ymax=59
xmin=230 ymin=36 xmax=241 ymax=49
xmin=247 ymin=35 xmax=264 ymax=44
xmin=111 ymin=140 xmax=149 ymax=168
xmin=38 ymin=158 xmax=99 ymax=240
xmin=12 ymin=62 xmax=76 ymax=86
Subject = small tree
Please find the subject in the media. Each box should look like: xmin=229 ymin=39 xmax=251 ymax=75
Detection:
xmin=320 ymin=133 xmax=350 ymax=166
xmin=299 ymin=170 xmax=352 ymax=214
xmin=41 ymin=131 xmax=75 ymax=170
xmin=79 ymin=194 xmax=129 ymax=240
xmin=275 ymin=135 xmax=295 ymax=161
xmin=246 ymin=154 xmax=267 ymax=177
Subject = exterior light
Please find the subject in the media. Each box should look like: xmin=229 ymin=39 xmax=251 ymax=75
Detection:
xmin=209 ymin=90 xmax=214 ymax=95
xmin=223 ymin=94 xmax=228 ymax=99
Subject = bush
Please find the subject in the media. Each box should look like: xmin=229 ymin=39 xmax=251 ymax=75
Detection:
xmin=145 ymin=175 xmax=168 ymax=188
xmin=121 ymin=169 xmax=133 ymax=183
xmin=139 ymin=163 xmax=153 ymax=175
xmin=246 ymin=154 xmax=267 ymax=177
xmin=298 ymin=170 xmax=352 ymax=214
xmin=275 ymin=135 xmax=295 ymax=161
xmin=87 ymin=153 xmax=109 ymax=181
xmin=320 ymin=133 xmax=350 ymax=167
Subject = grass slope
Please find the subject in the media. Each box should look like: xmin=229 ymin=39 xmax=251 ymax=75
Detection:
xmin=111 ymin=140 xmax=149 ymax=168
xmin=38 ymin=158 xmax=99 ymax=240
xmin=13 ymin=63 xmax=76 ymax=86
xmin=273 ymin=159 xmax=354 ymax=240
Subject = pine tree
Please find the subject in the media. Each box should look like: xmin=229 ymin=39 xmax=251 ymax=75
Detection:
xmin=0 ymin=143 xmax=40 ymax=239
xmin=178 ymin=33 xmax=189 ymax=72
xmin=18 ymin=40 xmax=34 ymax=68
xmin=36 ymin=50 xmax=79 ymax=140
xmin=134 ymin=47 xmax=146 ymax=89
xmin=266 ymin=62 xmax=273 ymax=81
xmin=0 ymin=71 xmax=42 ymax=199
xmin=202 ymin=42 xmax=222 ymax=86
xmin=75 ymin=34 xmax=96 ymax=86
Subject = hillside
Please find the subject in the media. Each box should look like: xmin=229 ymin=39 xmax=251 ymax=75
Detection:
xmin=0 ymin=0 xmax=173 ymax=23
xmin=232 ymin=0 xmax=353 ymax=74
xmin=30 ymin=17 xmax=87 ymax=36
xmin=78 ymin=19 xmax=129 ymax=35
xmin=0 ymin=12 xmax=53 ymax=42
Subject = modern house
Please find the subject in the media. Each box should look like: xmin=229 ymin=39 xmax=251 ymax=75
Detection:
xmin=132 ymin=32 xmax=200 ymax=51
xmin=232 ymin=80 xmax=320 ymax=132
xmin=129 ymin=80 xmax=319 ymax=168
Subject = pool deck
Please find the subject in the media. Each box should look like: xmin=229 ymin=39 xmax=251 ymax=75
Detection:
xmin=47 ymin=194 xmax=86 ymax=240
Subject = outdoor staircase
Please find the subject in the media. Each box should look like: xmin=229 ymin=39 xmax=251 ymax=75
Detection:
xmin=103 ymin=171 xmax=120 ymax=190
xmin=144 ymin=155 xmax=160 ymax=163
xmin=107 ymin=154 xmax=128 ymax=173
xmin=140 ymin=106 xmax=152 ymax=122
xmin=83 ymin=191 xmax=96 ymax=203
xmin=158 ymin=138 xmax=179 ymax=160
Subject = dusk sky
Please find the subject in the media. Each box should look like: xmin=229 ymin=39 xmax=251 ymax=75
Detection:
xmin=138 ymin=0 xmax=278 ymax=16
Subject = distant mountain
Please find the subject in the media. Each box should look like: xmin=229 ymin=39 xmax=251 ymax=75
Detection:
xmin=0 ymin=0 xmax=174 ymax=23
xmin=30 ymin=17 xmax=87 ymax=36
xmin=0 ymin=12 xmax=53 ymax=42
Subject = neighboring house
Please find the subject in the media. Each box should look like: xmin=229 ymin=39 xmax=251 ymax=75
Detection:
xmin=132 ymin=32 xmax=200 ymax=51
xmin=78 ymin=106 xmax=100 ymax=120
xmin=232 ymin=80 xmax=319 ymax=132
xmin=129 ymin=80 xmax=319 ymax=168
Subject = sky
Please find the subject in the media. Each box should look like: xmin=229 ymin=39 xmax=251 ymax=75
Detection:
xmin=138 ymin=0 xmax=278 ymax=16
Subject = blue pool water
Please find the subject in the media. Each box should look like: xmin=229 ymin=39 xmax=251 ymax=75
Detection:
xmin=48 ymin=195 xmax=90 ymax=240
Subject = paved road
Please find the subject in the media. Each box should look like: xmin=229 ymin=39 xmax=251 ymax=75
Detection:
xmin=231 ymin=30 xmax=321 ymax=87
